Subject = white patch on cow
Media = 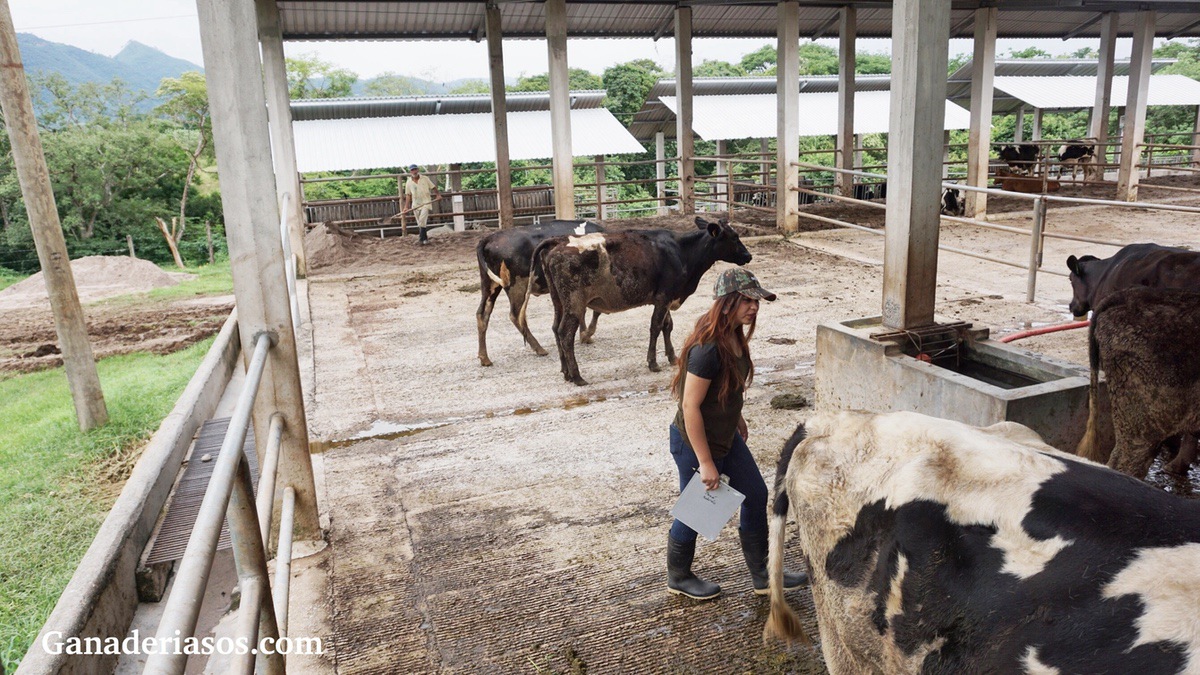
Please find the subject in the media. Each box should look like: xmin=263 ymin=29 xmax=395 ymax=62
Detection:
xmin=1103 ymin=543 xmax=1200 ymax=674
xmin=573 ymin=222 xmax=589 ymax=235
xmin=567 ymin=232 xmax=606 ymax=251
xmin=1022 ymin=646 xmax=1061 ymax=675
xmin=885 ymin=553 xmax=907 ymax=623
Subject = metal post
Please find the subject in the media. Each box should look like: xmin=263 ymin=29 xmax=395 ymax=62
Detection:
xmin=1026 ymin=196 xmax=1046 ymax=303
xmin=274 ymin=486 xmax=296 ymax=639
xmin=486 ymin=2 xmax=514 ymax=229
xmin=0 ymin=0 xmax=107 ymax=431
xmin=256 ymin=413 xmax=285 ymax=546
xmin=227 ymin=457 xmax=283 ymax=675
xmin=194 ymin=0 xmax=319 ymax=537
xmin=777 ymin=1 xmax=801 ymax=233
xmin=837 ymin=6 xmax=856 ymax=198
xmin=675 ymin=6 xmax=695 ymax=215
xmin=594 ymin=155 xmax=607 ymax=220
xmin=1117 ymin=10 xmax=1156 ymax=201
xmin=655 ymin=131 xmax=667 ymax=215
xmin=965 ymin=7 xmax=996 ymax=219
xmin=545 ymin=0 xmax=575 ymax=220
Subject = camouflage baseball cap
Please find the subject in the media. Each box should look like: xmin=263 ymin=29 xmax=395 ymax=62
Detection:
xmin=714 ymin=268 xmax=776 ymax=301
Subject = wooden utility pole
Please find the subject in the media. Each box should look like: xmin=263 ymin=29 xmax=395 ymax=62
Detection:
xmin=0 ymin=0 xmax=107 ymax=430
xmin=205 ymin=220 xmax=214 ymax=264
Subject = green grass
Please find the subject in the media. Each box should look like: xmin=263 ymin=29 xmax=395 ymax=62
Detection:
xmin=0 ymin=338 xmax=215 ymax=672
xmin=0 ymin=268 xmax=25 ymax=292
xmin=146 ymin=258 xmax=232 ymax=301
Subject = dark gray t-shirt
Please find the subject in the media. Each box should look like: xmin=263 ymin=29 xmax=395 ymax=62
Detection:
xmin=672 ymin=342 xmax=749 ymax=460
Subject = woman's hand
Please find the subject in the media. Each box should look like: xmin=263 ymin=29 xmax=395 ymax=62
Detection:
xmin=699 ymin=461 xmax=721 ymax=491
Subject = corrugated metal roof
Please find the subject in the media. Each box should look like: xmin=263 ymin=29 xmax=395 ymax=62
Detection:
xmin=947 ymin=58 xmax=1177 ymax=82
xmin=274 ymin=2 xmax=1200 ymax=41
xmin=656 ymin=90 xmax=971 ymax=141
xmin=629 ymin=75 xmax=893 ymax=140
xmin=291 ymin=90 xmax=606 ymax=121
xmin=986 ymin=74 xmax=1200 ymax=111
xmin=293 ymin=108 xmax=645 ymax=172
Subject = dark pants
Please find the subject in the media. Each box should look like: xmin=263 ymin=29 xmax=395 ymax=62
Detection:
xmin=668 ymin=424 xmax=767 ymax=543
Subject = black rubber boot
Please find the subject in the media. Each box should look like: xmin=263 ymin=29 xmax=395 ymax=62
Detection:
xmin=667 ymin=536 xmax=721 ymax=601
xmin=740 ymin=529 xmax=808 ymax=596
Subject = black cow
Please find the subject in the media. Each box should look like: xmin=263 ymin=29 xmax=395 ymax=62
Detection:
xmin=525 ymin=217 xmax=752 ymax=386
xmin=1077 ymin=288 xmax=1200 ymax=478
xmin=997 ymin=144 xmax=1040 ymax=175
xmin=940 ymin=187 xmax=964 ymax=216
xmin=1057 ymin=142 xmax=1096 ymax=180
xmin=765 ymin=410 xmax=1200 ymax=672
xmin=476 ymin=220 xmax=604 ymax=367
xmin=1065 ymin=243 xmax=1200 ymax=318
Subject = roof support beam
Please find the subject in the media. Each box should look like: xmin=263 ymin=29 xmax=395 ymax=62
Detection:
xmin=1089 ymin=12 xmax=1117 ymax=174
xmin=1063 ymin=13 xmax=1103 ymax=40
xmin=965 ymin=7 xmax=997 ymax=220
xmin=195 ymin=0 xmax=319 ymax=546
xmin=486 ymin=2 xmax=515 ymax=229
xmin=883 ymin=0 xmax=950 ymax=329
xmin=777 ymin=1 xmax=800 ymax=233
xmin=1168 ymin=16 xmax=1200 ymax=40
xmin=811 ymin=11 xmax=840 ymax=40
xmin=257 ymin=0 xmax=307 ymax=277
xmin=546 ymin=0 xmax=575 ymax=219
xmin=837 ymin=6 xmax=857 ymax=198
xmin=1117 ymin=10 xmax=1155 ymax=201
xmin=675 ymin=6 xmax=695 ymax=215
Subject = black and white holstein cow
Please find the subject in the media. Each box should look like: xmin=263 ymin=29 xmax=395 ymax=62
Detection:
xmin=524 ymin=217 xmax=752 ymax=386
xmin=1057 ymin=142 xmax=1096 ymax=180
xmin=940 ymin=187 xmax=964 ymax=216
xmin=475 ymin=220 xmax=604 ymax=367
xmin=997 ymin=143 xmax=1040 ymax=175
xmin=764 ymin=410 xmax=1200 ymax=674
xmin=1077 ymin=288 xmax=1200 ymax=478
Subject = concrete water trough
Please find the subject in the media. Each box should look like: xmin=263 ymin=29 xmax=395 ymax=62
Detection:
xmin=815 ymin=316 xmax=1101 ymax=452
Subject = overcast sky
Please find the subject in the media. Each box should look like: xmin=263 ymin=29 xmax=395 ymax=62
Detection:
xmin=11 ymin=1 xmax=1142 ymax=85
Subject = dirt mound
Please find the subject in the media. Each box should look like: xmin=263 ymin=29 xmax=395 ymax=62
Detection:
xmin=0 ymin=255 xmax=188 ymax=310
xmin=306 ymin=223 xmax=363 ymax=270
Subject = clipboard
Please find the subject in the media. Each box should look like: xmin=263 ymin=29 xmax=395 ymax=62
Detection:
xmin=670 ymin=473 xmax=745 ymax=541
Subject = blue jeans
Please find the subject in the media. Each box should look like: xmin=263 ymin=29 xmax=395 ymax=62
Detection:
xmin=668 ymin=424 xmax=768 ymax=543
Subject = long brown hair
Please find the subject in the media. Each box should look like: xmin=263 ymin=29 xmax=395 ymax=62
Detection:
xmin=671 ymin=293 xmax=757 ymax=406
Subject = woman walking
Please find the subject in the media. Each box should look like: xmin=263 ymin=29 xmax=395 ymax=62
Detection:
xmin=666 ymin=268 xmax=807 ymax=600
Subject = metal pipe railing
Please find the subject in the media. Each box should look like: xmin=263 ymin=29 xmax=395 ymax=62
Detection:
xmin=145 ymin=332 xmax=272 ymax=675
xmin=274 ymin=486 xmax=296 ymax=639
xmin=256 ymin=413 xmax=285 ymax=545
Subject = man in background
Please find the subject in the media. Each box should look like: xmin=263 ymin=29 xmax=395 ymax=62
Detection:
xmin=403 ymin=164 xmax=441 ymax=245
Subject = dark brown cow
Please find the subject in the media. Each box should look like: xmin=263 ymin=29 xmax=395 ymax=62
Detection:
xmin=475 ymin=220 xmax=603 ymax=367
xmin=524 ymin=217 xmax=752 ymax=386
xmin=1066 ymin=243 xmax=1200 ymax=318
xmin=1077 ymin=287 xmax=1200 ymax=479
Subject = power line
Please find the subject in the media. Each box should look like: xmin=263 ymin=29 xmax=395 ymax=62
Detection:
xmin=17 ymin=14 xmax=196 ymax=31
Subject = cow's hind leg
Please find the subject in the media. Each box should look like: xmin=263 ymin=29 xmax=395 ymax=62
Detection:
xmin=477 ymin=280 xmax=503 ymax=366
xmin=647 ymin=304 xmax=669 ymax=372
xmin=1164 ymin=432 xmax=1198 ymax=475
xmin=662 ymin=311 xmax=676 ymax=365
xmin=557 ymin=309 xmax=587 ymax=386
xmin=508 ymin=280 xmax=549 ymax=356
xmin=579 ymin=310 xmax=601 ymax=344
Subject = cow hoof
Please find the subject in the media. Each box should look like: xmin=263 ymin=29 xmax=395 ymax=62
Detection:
xmin=480 ymin=357 xmax=493 ymax=367
xmin=534 ymin=347 xmax=549 ymax=356
xmin=580 ymin=335 xmax=593 ymax=344
xmin=571 ymin=377 xmax=589 ymax=386
xmin=648 ymin=362 xmax=661 ymax=373
xmin=667 ymin=355 xmax=677 ymax=366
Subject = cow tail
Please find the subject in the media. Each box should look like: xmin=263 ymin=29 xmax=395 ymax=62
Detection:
xmin=1076 ymin=315 xmax=1103 ymax=461
xmin=764 ymin=424 xmax=812 ymax=646
xmin=520 ymin=240 xmax=551 ymax=346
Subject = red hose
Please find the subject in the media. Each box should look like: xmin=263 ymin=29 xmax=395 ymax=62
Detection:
xmin=998 ymin=320 xmax=1090 ymax=343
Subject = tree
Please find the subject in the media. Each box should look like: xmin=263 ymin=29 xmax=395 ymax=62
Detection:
xmin=947 ymin=53 xmax=971 ymax=76
xmin=740 ymin=45 xmax=777 ymax=74
xmin=448 ymin=80 xmax=491 ymax=95
xmin=286 ymin=53 xmax=357 ymax=99
xmin=602 ymin=59 xmax=665 ymax=126
xmin=856 ymin=52 xmax=892 ymax=74
xmin=364 ymin=72 xmax=425 ymax=97
xmin=694 ymin=59 xmax=746 ymax=78
xmin=1005 ymin=47 xmax=1052 ymax=59
xmin=798 ymin=43 xmax=839 ymax=75
xmin=1066 ymin=47 xmax=1098 ymax=59
xmin=155 ymin=71 xmax=210 ymax=248
xmin=29 ymin=72 xmax=144 ymax=131
xmin=508 ymin=68 xmax=603 ymax=92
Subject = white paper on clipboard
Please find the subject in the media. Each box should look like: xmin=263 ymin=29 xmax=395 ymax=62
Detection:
xmin=670 ymin=473 xmax=745 ymax=541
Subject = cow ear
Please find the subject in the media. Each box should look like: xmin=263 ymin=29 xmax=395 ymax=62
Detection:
xmin=706 ymin=220 xmax=721 ymax=237
xmin=694 ymin=217 xmax=710 ymax=230
xmin=1067 ymin=255 xmax=1080 ymax=275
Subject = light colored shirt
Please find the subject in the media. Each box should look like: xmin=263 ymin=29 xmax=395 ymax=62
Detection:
xmin=405 ymin=175 xmax=436 ymax=209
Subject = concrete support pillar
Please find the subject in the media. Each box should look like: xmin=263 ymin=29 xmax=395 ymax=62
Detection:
xmin=1014 ymin=108 xmax=1024 ymax=142
xmin=853 ymin=133 xmax=864 ymax=173
xmin=716 ymin=139 xmax=729 ymax=208
xmin=256 ymin=0 xmax=307 ymax=277
xmin=594 ymin=155 xmax=607 ymax=220
xmin=883 ymin=0 xmax=950 ymax=329
xmin=1090 ymin=12 xmax=1118 ymax=175
xmin=195 ymin=0 xmax=319 ymax=537
xmin=1117 ymin=10 xmax=1156 ymax=202
xmin=449 ymin=163 xmax=465 ymax=231
xmin=1032 ymin=108 xmax=1043 ymax=142
xmin=674 ymin=7 xmax=695 ymax=215
xmin=837 ymin=6 xmax=857 ymax=198
xmin=964 ymin=7 xmax=996 ymax=219
xmin=777 ymin=1 xmax=801 ymax=233
xmin=545 ymin=0 xmax=574 ymax=219
xmin=655 ymin=131 xmax=667 ymax=215
xmin=0 ymin=0 xmax=107 ymax=431
xmin=486 ymin=3 xmax=514 ymax=229
xmin=943 ymin=130 xmax=951 ymax=179
xmin=760 ymin=138 xmax=771 ymax=185
xmin=1192 ymin=106 xmax=1200 ymax=168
